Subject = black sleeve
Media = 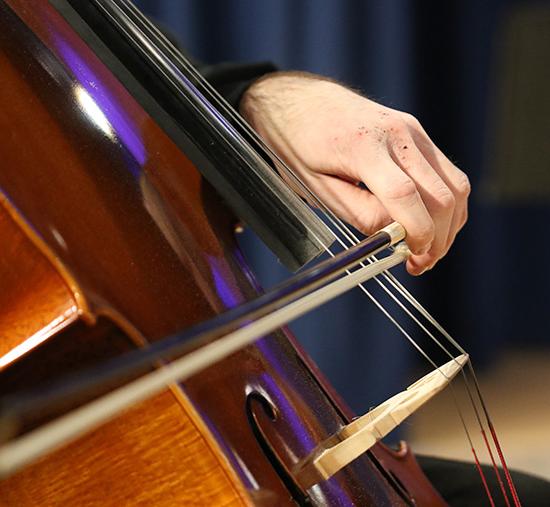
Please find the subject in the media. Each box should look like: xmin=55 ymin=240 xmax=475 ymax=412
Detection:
xmin=154 ymin=21 xmax=277 ymax=110
xmin=198 ymin=61 xmax=277 ymax=110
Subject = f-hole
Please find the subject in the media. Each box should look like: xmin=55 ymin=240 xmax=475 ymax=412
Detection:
xmin=245 ymin=391 xmax=312 ymax=506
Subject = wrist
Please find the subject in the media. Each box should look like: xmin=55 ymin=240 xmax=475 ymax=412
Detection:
xmin=241 ymin=74 xmax=349 ymax=148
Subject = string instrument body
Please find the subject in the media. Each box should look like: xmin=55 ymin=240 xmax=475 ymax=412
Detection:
xmin=0 ymin=1 xmax=445 ymax=505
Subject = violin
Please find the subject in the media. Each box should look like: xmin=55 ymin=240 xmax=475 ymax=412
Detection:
xmin=0 ymin=1 xmax=521 ymax=505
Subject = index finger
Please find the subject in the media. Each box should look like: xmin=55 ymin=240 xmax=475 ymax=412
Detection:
xmin=356 ymin=156 xmax=435 ymax=255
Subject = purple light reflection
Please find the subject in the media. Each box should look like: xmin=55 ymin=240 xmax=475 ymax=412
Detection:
xmin=54 ymin=37 xmax=146 ymax=175
xmin=207 ymin=254 xmax=245 ymax=309
xmin=258 ymin=372 xmax=316 ymax=452
xmin=258 ymin=371 xmax=354 ymax=506
xmin=196 ymin=411 xmax=260 ymax=491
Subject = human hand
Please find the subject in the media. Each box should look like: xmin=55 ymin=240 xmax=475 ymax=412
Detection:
xmin=240 ymin=72 xmax=470 ymax=275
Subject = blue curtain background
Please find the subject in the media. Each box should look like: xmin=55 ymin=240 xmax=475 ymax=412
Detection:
xmin=135 ymin=0 xmax=550 ymax=415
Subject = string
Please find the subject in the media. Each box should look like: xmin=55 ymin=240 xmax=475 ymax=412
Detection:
xmin=0 ymin=246 xmax=407 ymax=477
xmin=481 ymin=428 xmax=511 ymax=507
xmin=108 ymin=2 xmax=519 ymax=503
xmin=118 ymin=0 xmax=466 ymax=369
xmin=448 ymin=382 xmax=498 ymax=506
xmin=112 ymin=3 xmax=524 ymax=504
xmin=75 ymin=2 xmax=521 ymax=503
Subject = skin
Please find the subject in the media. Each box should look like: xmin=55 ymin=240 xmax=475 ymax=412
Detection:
xmin=240 ymin=72 xmax=470 ymax=275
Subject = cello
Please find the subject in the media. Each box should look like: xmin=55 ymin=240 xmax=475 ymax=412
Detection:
xmin=0 ymin=1 xmax=520 ymax=505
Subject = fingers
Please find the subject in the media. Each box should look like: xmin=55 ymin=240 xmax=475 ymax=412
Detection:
xmin=245 ymin=74 xmax=470 ymax=276
xmin=388 ymin=140 xmax=457 ymax=275
xmin=298 ymin=173 xmax=392 ymax=234
xmin=353 ymin=156 xmax=435 ymax=257
xmin=406 ymin=117 xmax=471 ymax=252
xmin=336 ymin=127 xmax=468 ymax=275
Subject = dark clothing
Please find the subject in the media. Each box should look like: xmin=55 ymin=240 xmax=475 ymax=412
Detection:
xmin=199 ymin=60 xmax=276 ymax=110
xmin=417 ymin=455 xmax=550 ymax=506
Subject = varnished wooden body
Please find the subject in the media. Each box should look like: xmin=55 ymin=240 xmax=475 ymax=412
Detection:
xmin=0 ymin=203 xmax=79 ymax=366
xmin=0 ymin=1 xmax=447 ymax=505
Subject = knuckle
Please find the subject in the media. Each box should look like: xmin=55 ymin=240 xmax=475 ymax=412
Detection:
xmin=385 ymin=116 xmax=409 ymax=136
xmin=434 ymin=186 xmax=456 ymax=210
xmin=384 ymin=178 xmax=417 ymax=202
xmin=402 ymin=112 xmax=420 ymax=127
xmin=417 ymin=220 xmax=435 ymax=244
xmin=354 ymin=205 xmax=390 ymax=234
xmin=429 ymin=243 xmax=445 ymax=261
xmin=410 ymin=220 xmax=435 ymax=254
xmin=376 ymin=110 xmax=410 ymax=135
xmin=455 ymin=172 xmax=471 ymax=198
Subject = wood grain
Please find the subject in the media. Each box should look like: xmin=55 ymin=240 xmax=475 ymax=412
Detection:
xmin=0 ymin=389 xmax=249 ymax=506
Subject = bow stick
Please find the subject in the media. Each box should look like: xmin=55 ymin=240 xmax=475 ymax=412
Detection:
xmin=0 ymin=227 xmax=408 ymax=478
